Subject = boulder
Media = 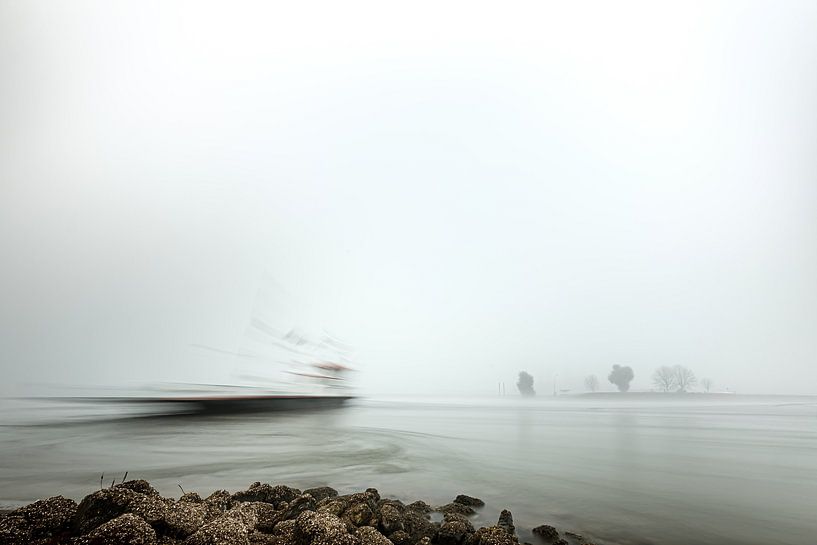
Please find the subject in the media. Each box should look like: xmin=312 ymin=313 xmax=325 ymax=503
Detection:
xmin=232 ymin=483 xmax=301 ymax=508
xmin=117 ymin=480 xmax=161 ymax=497
xmin=293 ymin=510 xmax=359 ymax=545
xmin=0 ymin=515 xmax=30 ymax=545
xmin=5 ymin=495 xmax=77 ymax=541
xmin=453 ymin=495 xmax=484 ymax=508
xmin=204 ymin=490 xmax=233 ymax=515
xmin=531 ymin=525 xmax=558 ymax=541
xmin=437 ymin=513 xmax=474 ymax=545
xmin=365 ymin=489 xmax=381 ymax=503
xmin=303 ymin=487 xmax=338 ymax=503
xmin=467 ymin=526 xmax=518 ymax=545
xmin=387 ymin=530 xmax=410 ymax=545
xmin=405 ymin=501 xmax=432 ymax=514
xmin=437 ymin=503 xmax=476 ymax=516
xmin=79 ymin=513 xmax=157 ymax=545
xmin=356 ymin=526 xmax=393 ymax=545
xmin=180 ymin=493 xmax=203 ymax=504
xmin=162 ymin=500 xmax=209 ymax=538
xmin=400 ymin=509 xmax=438 ymax=544
xmin=184 ymin=515 xmax=250 ymax=545
xmin=497 ymin=510 xmax=514 ymax=536
xmin=378 ymin=503 xmax=404 ymax=534
xmin=277 ymin=494 xmax=317 ymax=525
xmin=73 ymin=487 xmax=168 ymax=535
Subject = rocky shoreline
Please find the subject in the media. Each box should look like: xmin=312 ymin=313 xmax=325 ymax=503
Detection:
xmin=0 ymin=480 xmax=595 ymax=545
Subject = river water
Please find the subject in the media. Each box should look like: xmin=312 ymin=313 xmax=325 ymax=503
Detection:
xmin=0 ymin=395 xmax=815 ymax=545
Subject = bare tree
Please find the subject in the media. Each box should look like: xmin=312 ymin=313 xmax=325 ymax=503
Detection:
xmin=652 ymin=366 xmax=676 ymax=392
xmin=700 ymin=378 xmax=713 ymax=392
xmin=672 ymin=365 xmax=697 ymax=392
xmin=584 ymin=374 xmax=599 ymax=392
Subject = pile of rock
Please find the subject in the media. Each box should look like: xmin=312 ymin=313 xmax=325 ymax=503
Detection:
xmin=0 ymin=480 xmax=591 ymax=545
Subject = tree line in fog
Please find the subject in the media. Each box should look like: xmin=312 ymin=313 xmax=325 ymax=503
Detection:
xmin=515 ymin=365 xmax=718 ymax=396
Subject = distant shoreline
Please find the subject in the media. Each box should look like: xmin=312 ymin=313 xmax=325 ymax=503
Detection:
xmin=572 ymin=391 xmax=817 ymax=400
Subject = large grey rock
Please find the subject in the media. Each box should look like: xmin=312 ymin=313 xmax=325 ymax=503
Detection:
xmin=117 ymin=480 xmax=161 ymax=497
xmin=79 ymin=513 xmax=157 ymax=545
xmin=453 ymin=495 xmax=484 ymax=508
xmin=467 ymin=526 xmax=518 ymax=545
xmin=497 ymin=510 xmax=514 ymax=536
xmin=438 ymin=513 xmax=474 ymax=545
xmin=531 ymin=525 xmax=559 ymax=541
xmin=73 ymin=487 xmax=168 ymax=535
xmin=232 ymin=483 xmax=301 ymax=508
xmin=378 ymin=503 xmax=404 ymax=534
xmin=184 ymin=515 xmax=250 ymax=545
xmin=4 ymin=495 xmax=77 ymax=542
xmin=303 ymin=487 xmax=338 ymax=503
xmin=356 ymin=526 xmax=393 ymax=545
xmin=294 ymin=510 xmax=359 ymax=545
xmin=437 ymin=503 xmax=476 ymax=516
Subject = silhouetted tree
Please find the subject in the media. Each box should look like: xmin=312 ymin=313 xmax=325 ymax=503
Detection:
xmin=584 ymin=374 xmax=599 ymax=392
xmin=672 ymin=365 xmax=696 ymax=392
xmin=517 ymin=371 xmax=535 ymax=396
xmin=701 ymin=378 xmax=713 ymax=392
xmin=608 ymin=365 xmax=634 ymax=392
xmin=652 ymin=366 xmax=676 ymax=392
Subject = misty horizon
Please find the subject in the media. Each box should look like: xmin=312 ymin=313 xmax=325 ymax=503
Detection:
xmin=2 ymin=1 xmax=816 ymax=398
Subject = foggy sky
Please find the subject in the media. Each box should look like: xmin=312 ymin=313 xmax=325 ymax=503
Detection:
xmin=1 ymin=0 xmax=816 ymax=396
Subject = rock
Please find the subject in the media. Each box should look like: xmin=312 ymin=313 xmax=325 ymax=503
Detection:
xmin=117 ymin=480 xmax=161 ymax=497
xmin=277 ymin=494 xmax=317 ymax=524
xmin=303 ymin=487 xmax=338 ymax=503
xmin=552 ymin=540 xmax=568 ymax=545
xmin=497 ymin=510 xmax=514 ymax=536
xmin=345 ymin=501 xmax=375 ymax=527
xmin=405 ymin=501 xmax=432 ymax=514
xmin=0 ymin=515 xmax=30 ymax=545
xmin=293 ymin=510 xmax=359 ymax=545
xmin=204 ymin=490 xmax=233 ymax=514
xmin=180 ymin=493 xmax=203 ymax=504
xmin=184 ymin=516 xmax=250 ymax=545
xmin=79 ymin=513 xmax=157 ymax=545
xmin=73 ymin=487 xmax=168 ymax=535
xmin=378 ymin=503 xmax=404 ymax=534
xmin=272 ymin=519 xmax=297 ymax=542
xmin=249 ymin=530 xmax=282 ymax=545
xmin=400 ymin=509 xmax=438 ymax=544
xmin=232 ymin=483 xmax=302 ymax=508
xmin=232 ymin=501 xmax=279 ymax=533
xmin=531 ymin=525 xmax=559 ymax=541
xmin=467 ymin=526 xmax=518 ymax=545
xmin=387 ymin=530 xmax=410 ymax=545
xmin=437 ymin=513 xmax=474 ymax=545
xmin=356 ymin=526 xmax=393 ymax=545
xmin=437 ymin=503 xmax=476 ymax=516
xmin=5 ymin=495 xmax=76 ymax=541
xmin=365 ymin=489 xmax=381 ymax=503
xmin=453 ymin=495 xmax=485 ymax=508
xmin=316 ymin=498 xmax=347 ymax=517
xmin=162 ymin=500 xmax=209 ymax=538
xmin=322 ymin=491 xmax=379 ymax=530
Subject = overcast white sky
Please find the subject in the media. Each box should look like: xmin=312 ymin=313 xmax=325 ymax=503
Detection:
xmin=1 ymin=0 xmax=816 ymax=396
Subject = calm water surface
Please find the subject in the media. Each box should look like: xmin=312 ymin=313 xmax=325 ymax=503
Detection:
xmin=1 ymin=396 xmax=815 ymax=545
